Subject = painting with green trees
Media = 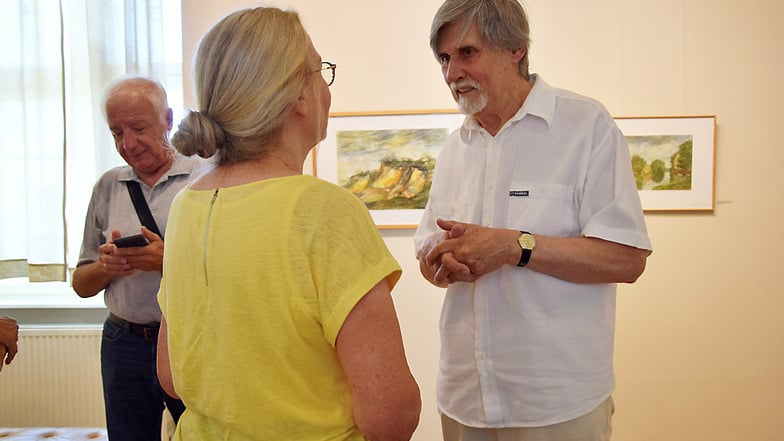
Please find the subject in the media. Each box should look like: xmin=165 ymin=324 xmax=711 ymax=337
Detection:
xmin=627 ymin=135 xmax=693 ymax=191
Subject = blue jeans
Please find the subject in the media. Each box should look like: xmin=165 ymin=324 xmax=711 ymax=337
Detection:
xmin=101 ymin=317 xmax=186 ymax=441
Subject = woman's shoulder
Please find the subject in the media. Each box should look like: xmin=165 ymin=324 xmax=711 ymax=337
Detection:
xmin=295 ymin=175 xmax=365 ymax=206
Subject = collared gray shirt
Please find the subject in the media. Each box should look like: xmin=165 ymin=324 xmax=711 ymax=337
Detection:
xmin=77 ymin=154 xmax=206 ymax=323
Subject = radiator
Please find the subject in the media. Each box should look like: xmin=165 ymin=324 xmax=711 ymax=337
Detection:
xmin=0 ymin=326 xmax=105 ymax=427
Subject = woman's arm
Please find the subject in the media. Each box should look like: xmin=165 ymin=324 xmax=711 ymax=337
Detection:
xmin=336 ymin=280 xmax=421 ymax=441
xmin=156 ymin=316 xmax=179 ymax=399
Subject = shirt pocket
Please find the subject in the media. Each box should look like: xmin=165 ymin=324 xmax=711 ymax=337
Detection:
xmin=505 ymin=182 xmax=579 ymax=236
xmin=428 ymin=197 xmax=473 ymax=223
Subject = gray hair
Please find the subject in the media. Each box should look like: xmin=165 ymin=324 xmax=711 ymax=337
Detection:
xmin=172 ymin=7 xmax=310 ymax=165
xmin=430 ymin=0 xmax=531 ymax=80
xmin=102 ymin=75 xmax=171 ymax=129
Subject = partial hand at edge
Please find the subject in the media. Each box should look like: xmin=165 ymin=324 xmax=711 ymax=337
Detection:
xmin=0 ymin=316 xmax=19 ymax=369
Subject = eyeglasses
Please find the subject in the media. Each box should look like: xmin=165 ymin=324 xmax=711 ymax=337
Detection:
xmin=315 ymin=61 xmax=337 ymax=86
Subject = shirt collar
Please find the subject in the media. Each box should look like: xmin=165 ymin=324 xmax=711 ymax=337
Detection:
xmin=462 ymin=73 xmax=556 ymax=133
xmin=119 ymin=152 xmax=190 ymax=186
xmin=512 ymin=74 xmax=555 ymax=128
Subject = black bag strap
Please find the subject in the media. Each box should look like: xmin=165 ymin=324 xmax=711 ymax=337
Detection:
xmin=126 ymin=181 xmax=163 ymax=239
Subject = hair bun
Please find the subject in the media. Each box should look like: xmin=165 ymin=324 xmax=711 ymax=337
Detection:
xmin=171 ymin=110 xmax=228 ymax=158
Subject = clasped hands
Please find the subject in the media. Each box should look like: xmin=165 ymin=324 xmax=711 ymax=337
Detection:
xmin=99 ymin=226 xmax=164 ymax=276
xmin=418 ymin=218 xmax=519 ymax=287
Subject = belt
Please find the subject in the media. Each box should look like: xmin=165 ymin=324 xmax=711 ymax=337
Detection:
xmin=108 ymin=312 xmax=160 ymax=341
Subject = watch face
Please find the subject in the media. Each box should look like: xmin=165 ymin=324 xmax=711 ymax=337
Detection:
xmin=518 ymin=233 xmax=536 ymax=250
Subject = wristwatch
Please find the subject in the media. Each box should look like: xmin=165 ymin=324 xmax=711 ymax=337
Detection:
xmin=516 ymin=231 xmax=536 ymax=267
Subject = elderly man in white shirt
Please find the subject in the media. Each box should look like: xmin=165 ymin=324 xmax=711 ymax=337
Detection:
xmin=414 ymin=1 xmax=652 ymax=440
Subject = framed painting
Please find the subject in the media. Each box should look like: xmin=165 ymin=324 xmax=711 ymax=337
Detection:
xmin=615 ymin=115 xmax=716 ymax=212
xmin=314 ymin=110 xmax=464 ymax=228
xmin=314 ymin=112 xmax=717 ymax=227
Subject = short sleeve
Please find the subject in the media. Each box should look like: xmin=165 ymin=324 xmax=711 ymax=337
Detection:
xmin=297 ymin=183 xmax=401 ymax=346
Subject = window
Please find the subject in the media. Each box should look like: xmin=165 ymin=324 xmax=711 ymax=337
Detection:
xmin=0 ymin=0 xmax=182 ymax=305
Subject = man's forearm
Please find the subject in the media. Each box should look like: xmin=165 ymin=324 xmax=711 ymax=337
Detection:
xmin=72 ymin=261 xmax=113 ymax=298
xmin=527 ymin=235 xmax=651 ymax=284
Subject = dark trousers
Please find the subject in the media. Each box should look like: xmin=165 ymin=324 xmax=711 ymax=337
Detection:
xmin=101 ymin=317 xmax=186 ymax=441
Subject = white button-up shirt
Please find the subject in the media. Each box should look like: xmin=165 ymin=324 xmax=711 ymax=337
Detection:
xmin=414 ymin=75 xmax=652 ymax=427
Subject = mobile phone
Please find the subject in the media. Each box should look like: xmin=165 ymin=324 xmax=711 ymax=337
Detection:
xmin=113 ymin=234 xmax=149 ymax=248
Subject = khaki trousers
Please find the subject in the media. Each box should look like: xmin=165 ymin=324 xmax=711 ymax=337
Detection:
xmin=440 ymin=396 xmax=614 ymax=441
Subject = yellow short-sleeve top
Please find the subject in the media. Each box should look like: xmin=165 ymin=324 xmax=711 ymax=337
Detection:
xmin=159 ymin=175 xmax=401 ymax=441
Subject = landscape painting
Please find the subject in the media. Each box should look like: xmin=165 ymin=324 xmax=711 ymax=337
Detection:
xmin=315 ymin=111 xmax=464 ymax=228
xmin=336 ymin=128 xmax=445 ymax=210
xmin=627 ymin=134 xmax=693 ymax=191
xmin=615 ymin=116 xmax=716 ymax=211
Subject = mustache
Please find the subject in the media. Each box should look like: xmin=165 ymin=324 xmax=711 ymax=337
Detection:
xmin=450 ymin=79 xmax=481 ymax=94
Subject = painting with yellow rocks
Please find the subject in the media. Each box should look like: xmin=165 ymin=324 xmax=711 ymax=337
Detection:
xmin=315 ymin=111 xmax=464 ymax=228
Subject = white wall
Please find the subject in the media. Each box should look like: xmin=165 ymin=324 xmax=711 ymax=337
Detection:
xmin=181 ymin=1 xmax=784 ymax=440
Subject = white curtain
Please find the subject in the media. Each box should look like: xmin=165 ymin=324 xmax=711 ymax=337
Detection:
xmin=0 ymin=0 xmax=181 ymax=282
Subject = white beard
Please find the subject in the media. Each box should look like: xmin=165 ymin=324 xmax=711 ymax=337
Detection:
xmin=451 ymin=79 xmax=488 ymax=115
xmin=457 ymin=91 xmax=488 ymax=115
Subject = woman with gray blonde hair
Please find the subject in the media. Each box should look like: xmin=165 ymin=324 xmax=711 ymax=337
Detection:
xmin=157 ymin=7 xmax=421 ymax=441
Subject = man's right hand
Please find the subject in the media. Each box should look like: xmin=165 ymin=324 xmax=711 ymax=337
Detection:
xmin=73 ymin=229 xmax=133 ymax=298
xmin=101 ymin=229 xmax=135 ymax=277
xmin=417 ymin=227 xmax=475 ymax=287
